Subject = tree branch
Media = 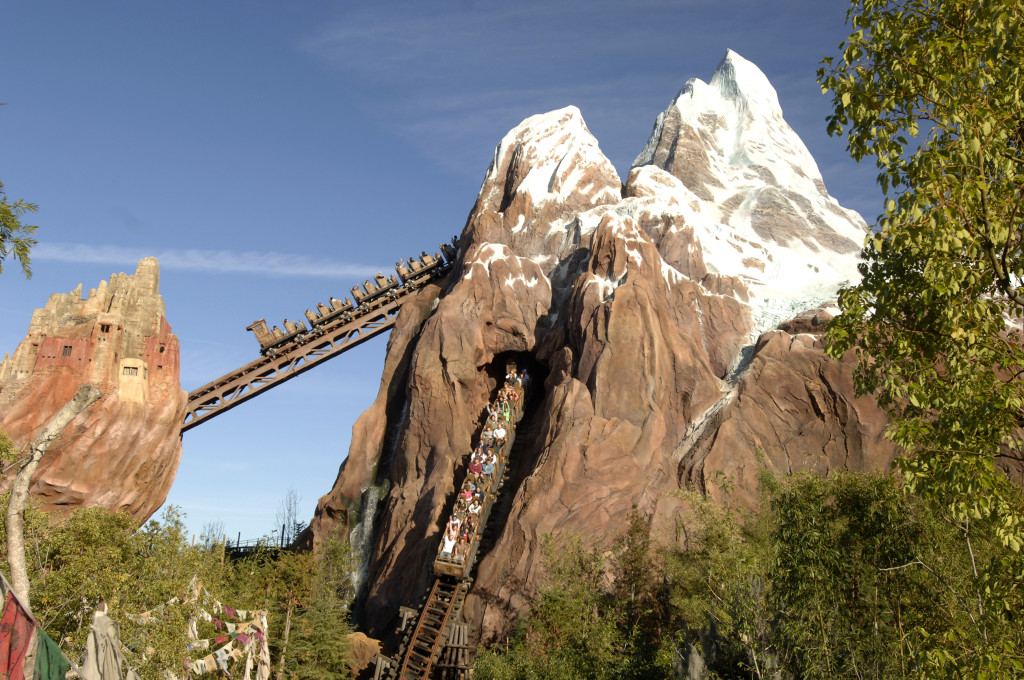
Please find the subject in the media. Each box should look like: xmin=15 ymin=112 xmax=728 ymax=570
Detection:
xmin=5 ymin=385 xmax=102 ymax=609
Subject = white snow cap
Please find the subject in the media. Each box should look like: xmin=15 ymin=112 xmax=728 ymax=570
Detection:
xmin=628 ymin=49 xmax=868 ymax=336
xmin=708 ymin=48 xmax=782 ymax=118
xmin=481 ymin=106 xmax=621 ymax=208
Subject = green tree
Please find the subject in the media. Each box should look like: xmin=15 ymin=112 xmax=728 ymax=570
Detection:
xmin=662 ymin=482 xmax=783 ymax=679
xmin=0 ymin=503 xmax=229 ymax=676
xmin=0 ymin=180 xmax=38 ymax=277
xmin=474 ymin=535 xmax=629 ymax=680
xmin=286 ymin=527 xmax=355 ymax=680
xmin=770 ymin=473 xmax=930 ymax=679
xmin=820 ymin=0 xmax=1024 ymax=674
xmin=475 ymin=529 xmax=675 ymax=680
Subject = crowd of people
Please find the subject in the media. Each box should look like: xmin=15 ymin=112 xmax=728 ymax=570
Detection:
xmin=436 ymin=366 xmax=530 ymax=570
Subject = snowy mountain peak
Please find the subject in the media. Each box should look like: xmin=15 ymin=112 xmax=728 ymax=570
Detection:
xmin=479 ymin=105 xmax=621 ymax=211
xmin=706 ymin=49 xmax=782 ymax=116
xmin=462 ymin=51 xmax=868 ymax=344
xmin=625 ymin=50 xmax=868 ymax=334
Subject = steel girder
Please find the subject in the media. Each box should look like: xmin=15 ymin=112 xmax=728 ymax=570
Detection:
xmin=182 ymin=300 xmax=403 ymax=432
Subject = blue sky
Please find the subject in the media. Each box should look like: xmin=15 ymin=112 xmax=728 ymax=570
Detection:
xmin=1 ymin=0 xmax=881 ymax=541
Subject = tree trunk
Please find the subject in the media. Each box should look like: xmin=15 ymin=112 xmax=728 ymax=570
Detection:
xmin=276 ymin=598 xmax=294 ymax=680
xmin=6 ymin=385 xmax=102 ymax=607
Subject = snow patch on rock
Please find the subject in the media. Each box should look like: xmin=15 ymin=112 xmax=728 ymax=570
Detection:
xmin=482 ymin=106 xmax=622 ymax=211
xmin=627 ymin=49 xmax=868 ymax=342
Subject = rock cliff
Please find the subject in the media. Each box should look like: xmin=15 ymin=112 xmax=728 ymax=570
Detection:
xmin=305 ymin=50 xmax=896 ymax=641
xmin=0 ymin=258 xmax=186 ymax=524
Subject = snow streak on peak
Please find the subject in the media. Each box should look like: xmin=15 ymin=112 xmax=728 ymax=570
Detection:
xmin=480 ymin=106 xmax=621 ymax=210
xmin=707 ymin=49 xmax=782 ymax=117
xmin=622 ymin=49 xmax=868 ymax=336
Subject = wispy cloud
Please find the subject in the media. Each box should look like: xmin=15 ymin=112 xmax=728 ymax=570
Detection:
xmin=33 ymin=243 xmax=386 ymax=279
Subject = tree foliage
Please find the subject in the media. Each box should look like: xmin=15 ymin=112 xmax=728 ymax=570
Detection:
xmin=474 ymin=473 xmax=1024 ymax=679
xmin=0 ymin=502 xmax=226 ymax=676
xmin=286 ymin=529 xmax=355 ymax=680
xmin=0 ymin=496 xmax=355 ymax=679
xmin=474 ymin=517 xmax=674 ymax=680
xmin=819 ymin=0 xmax=1024 ymax=673
xmin=0 ymin=180 xmax=38 ymax=278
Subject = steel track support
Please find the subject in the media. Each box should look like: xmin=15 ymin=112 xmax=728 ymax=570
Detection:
xmin=181 ymin=301 xmax=403 ymax=432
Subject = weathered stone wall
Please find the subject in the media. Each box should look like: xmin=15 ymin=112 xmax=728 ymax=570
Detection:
xmin=0 ymin=258 xmax=186 ymax=524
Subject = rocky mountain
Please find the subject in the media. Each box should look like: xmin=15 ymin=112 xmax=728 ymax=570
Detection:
xmin=0 ymin=258 xmax=186 ymax=524
xmin=305 ymin=50 xmax=896 ymax=642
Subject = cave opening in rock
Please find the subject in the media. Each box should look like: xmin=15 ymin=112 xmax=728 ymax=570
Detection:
xmin=482 ymin=350 xmax=547 ymax=397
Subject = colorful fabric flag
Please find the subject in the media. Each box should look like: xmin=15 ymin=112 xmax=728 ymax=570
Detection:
xmin=215 ymin=648 xmax=232 ymax=672
xmin=224 ymin=606 xmax=235 ymax=620
xmin=236 ymin=633 xmax=250 ymax=645
xmin=0 ymin=592 xmax=33 ymax=680
xmin=214 ymin=635 xmax=227 ymax=645
xmin=34 ymin=629 xmax=69 ymax=680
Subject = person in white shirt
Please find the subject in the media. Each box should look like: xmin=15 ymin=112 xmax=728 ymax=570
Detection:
xmin=441 ymin=525 xmax=458 ymax=558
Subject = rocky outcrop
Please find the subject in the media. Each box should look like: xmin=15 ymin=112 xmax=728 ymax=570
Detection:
xmin=306 ymin=51 xmax=897 ymax=642
xmin=0 ymin=258 xmax=186 ymax=524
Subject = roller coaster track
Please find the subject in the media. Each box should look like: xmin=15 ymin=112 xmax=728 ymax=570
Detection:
xmin=393 ymin=579 xmax=468 ymax=680
xmin=181 ymin=255 xmax=452 ymax=433
xmin=374 ymin=380 xmax=527 ymax=680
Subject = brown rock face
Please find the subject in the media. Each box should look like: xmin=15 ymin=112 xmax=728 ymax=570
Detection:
xmin=346 ymin=633 xmax=382 ymax=679
xmin=306 ymin=52 xmax=897 ymax=645
xmin=0 ymin=258 xmax=186 ymax=524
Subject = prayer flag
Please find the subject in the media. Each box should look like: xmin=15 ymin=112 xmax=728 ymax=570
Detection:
xmin=33 ymin=630 xmax=68 ymax=680
xmin=0 ymin=592 xmax=33 ymax=680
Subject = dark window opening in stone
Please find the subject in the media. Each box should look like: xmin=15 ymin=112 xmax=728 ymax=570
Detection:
xmin=123 ymin=366 xmax=139 ymax=376
xmin=100 ymin=324 xmax=110 ymax=333
xmin=159 ymin=345 xmax=165 ymax=353
xmin=61 ymin=346 xmax=72 ymax=357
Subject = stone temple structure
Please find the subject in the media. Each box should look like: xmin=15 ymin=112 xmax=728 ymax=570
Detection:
xmin=0 ymin=258 xmax=186 ymax=524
